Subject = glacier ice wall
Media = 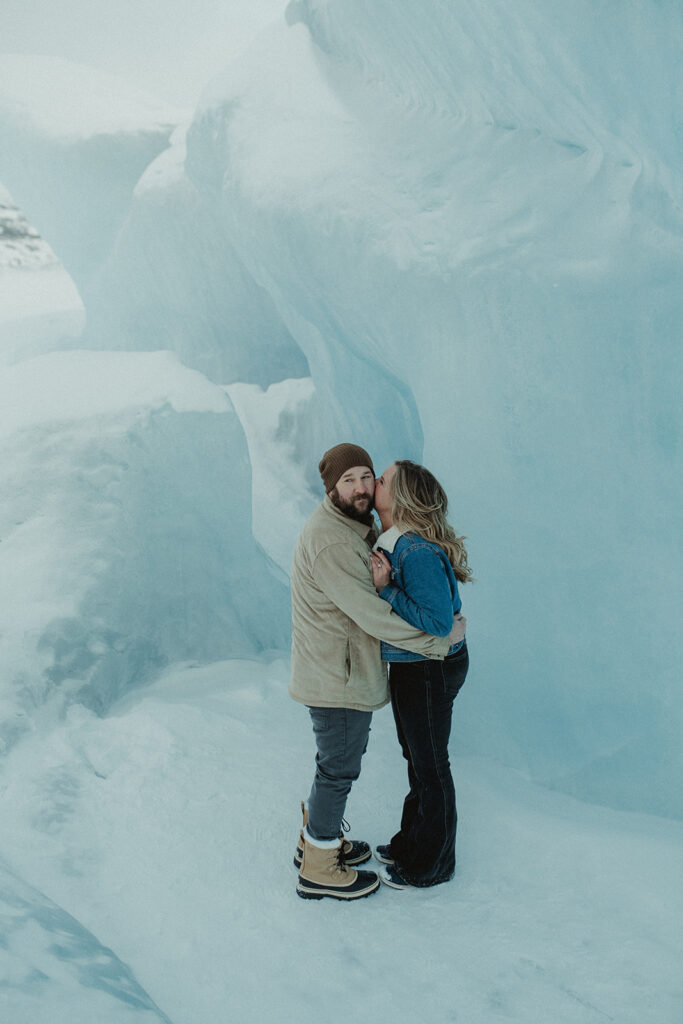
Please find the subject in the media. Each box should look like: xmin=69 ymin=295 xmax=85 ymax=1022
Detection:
xmin=0 ymin=58 xmax=294 ymax=748
xmin=81 ymin=129 xmax=309 ymax=386
xmin=0 ymin=349 xmax=290 ymax=751
xmin=185 ymin=0 xmax=683 ymax=815
xmin=0 ymin=57 xmax=178 ymax=292
xmin=1 ymin=3 xmax=681 ymax=817
xmin=0 ymin=57 xmax=309 ymax=388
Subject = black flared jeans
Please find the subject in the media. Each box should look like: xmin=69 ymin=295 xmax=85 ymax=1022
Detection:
xmin=388 ymin=641 xmax=469 ymax=886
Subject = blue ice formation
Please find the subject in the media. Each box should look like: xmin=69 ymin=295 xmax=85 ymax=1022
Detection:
xmin=0 ymin=351 xmax=290 ymax=753
xmin=0 ymin=2 xmax=682 ymax=817
xmin=0 ymin=856 xmax=172 ymax=1022
xmin=187 ymin=0 xmax=683 ymax=818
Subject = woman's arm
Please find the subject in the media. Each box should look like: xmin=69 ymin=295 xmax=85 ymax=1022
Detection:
xmin=374 ymin=545 xmax=455 ymax=637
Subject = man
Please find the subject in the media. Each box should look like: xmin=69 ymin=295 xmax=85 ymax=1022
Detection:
xmin=290 ymin=443 xmax=465 ymax=900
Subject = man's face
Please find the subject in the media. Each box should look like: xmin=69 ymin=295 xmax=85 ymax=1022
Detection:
xmin=329 ymin=465 xmax=375 ymax=521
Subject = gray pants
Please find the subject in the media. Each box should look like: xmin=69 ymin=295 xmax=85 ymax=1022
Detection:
xmin=306 ymin=706 xmax=372 ymax=840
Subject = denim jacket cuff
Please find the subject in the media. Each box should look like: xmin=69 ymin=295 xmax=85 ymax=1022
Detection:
xmin=380 ymin=583 xmax=400 ymax=605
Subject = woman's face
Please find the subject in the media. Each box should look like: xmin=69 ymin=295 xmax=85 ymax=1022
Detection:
xmin=374 ymin=463 xmax=397 ymax=518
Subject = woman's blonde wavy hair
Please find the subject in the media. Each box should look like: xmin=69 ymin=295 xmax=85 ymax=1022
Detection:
xmin=391 ymin=460 xmax=473 ymax=583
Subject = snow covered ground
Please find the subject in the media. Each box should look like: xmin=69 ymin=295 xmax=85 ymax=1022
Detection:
xmin=1 ymin=656 xmax=681 ymax=1024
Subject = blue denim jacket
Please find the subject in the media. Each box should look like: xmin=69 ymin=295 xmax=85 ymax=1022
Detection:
xmin=375 ymin=527 xmax=463 ymax=662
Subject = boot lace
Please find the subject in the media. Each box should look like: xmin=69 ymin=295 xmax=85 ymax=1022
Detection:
xmin=334 ymin=845 xmax=349 ymax=874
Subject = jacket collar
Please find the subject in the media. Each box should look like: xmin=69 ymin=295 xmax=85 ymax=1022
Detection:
xmin=322 ymin=495 xmax=376 ymax=540
xmin=374 ymin=524 xmax=405 ymax=553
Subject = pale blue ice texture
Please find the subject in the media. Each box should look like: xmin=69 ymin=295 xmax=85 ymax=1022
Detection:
xmin=0 ymin=857 xmax=171 ymax=1022
xmin=188 ymin=0 xmax=683 ymax=818
xmin=0 ymin=1 xmax=681 ymax=819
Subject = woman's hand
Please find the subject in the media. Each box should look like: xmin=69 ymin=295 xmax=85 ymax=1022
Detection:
xmin=371 ymin=550 xmax=392 ymax=592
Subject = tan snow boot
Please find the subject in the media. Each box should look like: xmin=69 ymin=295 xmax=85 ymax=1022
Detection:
xmin=296 ymin=827 xmax=379 ymax=901
xmin=294 ymin=801 xmax=371 ymax=869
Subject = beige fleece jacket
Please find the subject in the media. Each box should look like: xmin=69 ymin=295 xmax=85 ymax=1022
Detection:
xmin=289 ymin=497 xmax=451 ymax=711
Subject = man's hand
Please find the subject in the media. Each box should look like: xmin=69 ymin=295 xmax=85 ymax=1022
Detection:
xmin=371 ymin=550 xmax=392 ymax=592
xmin=448 ymin=613 xmax=466 ymax=646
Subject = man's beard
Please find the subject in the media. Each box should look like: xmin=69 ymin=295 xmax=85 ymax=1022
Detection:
xmin=330 ymin=487 xmax=375 ymax=525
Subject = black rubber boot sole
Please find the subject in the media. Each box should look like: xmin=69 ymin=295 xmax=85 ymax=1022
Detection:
xmin=296 ymin=874 xmax=380 ymax=900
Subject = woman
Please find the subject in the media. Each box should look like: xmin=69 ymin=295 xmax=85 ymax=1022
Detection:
xmin=370 ymin=460 xmax=472 ymax=888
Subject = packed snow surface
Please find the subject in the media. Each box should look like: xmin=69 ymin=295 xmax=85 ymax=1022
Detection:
xmin=1 ymin=657 xmax=681 ymax=1023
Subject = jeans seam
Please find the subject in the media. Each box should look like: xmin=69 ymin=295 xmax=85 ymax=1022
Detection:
xmin=339 ymin=708 xmax=347 ymax=774
xmin=397 ymin=689 xmax=421 ymax=852
xmin=426 ymin=668 xmax=449 ymax=851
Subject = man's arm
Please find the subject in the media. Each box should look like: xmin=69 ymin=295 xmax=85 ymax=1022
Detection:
xmin=312 ymin=542 xmax=451 ymax=658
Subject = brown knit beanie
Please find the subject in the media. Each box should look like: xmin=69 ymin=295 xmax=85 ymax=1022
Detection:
xmin=319 ymin=443 xmax=375 ymax=493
